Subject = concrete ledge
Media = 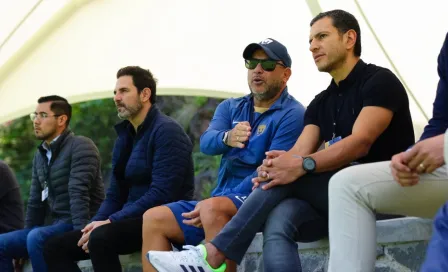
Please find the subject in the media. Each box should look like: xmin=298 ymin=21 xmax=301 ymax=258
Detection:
xmin=242 ymin=217 xmax=433 ymax=272
xmin=24 ymin=217 xmax=433 ymax=272
xmin=246 ymin=217 xmax=433 ymax=253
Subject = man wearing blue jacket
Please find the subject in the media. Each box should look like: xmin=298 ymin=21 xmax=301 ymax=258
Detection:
xmin=43 ymin=66 xmax=195 ymax=272
xmin=141 ymin=38 xmax=306 ymax=272
xmin=327 ymin=33 xmax=448 ymax=271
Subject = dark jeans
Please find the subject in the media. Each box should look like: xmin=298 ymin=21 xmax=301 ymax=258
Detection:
xmin=262 ymin=198 xmax=327 ymax=272
xmin=43 ymin=217 xmax=142 ymax=272
xmin=0 ymin=223 xmax=73 ymax=272
xmin=211 ymin=170 xmax=337 ymax=264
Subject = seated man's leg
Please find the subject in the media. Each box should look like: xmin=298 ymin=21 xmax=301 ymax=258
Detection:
xmin=262 ymin=198 xmax=327 ymax=272
xmin=0 ymin=228 xmax=31 ymax=271
xmin=328 ymin=161 xmax=448 ymax=272
xmin=26 ymin=223 xmax=73 ymax=271
xmin=88 ymin=217 xmax=144 ymax=272
xmin=200 ymin=196 xmax=246 ymax=272
xmin=44 ymin=229 xmax=89 ymax=272
xmin=209 ymin=170 xmax=335 ymax=266
xmin=146 ymin=171 xmax=336 ymax=272
xmin=142 ymin=201 xmax=202 ymax=272
xmin=421 ymin=201 xmax=448 ymax=272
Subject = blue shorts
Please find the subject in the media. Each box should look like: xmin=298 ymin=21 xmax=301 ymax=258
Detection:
xmin=165 ymin=193 xmax=248 ymax=249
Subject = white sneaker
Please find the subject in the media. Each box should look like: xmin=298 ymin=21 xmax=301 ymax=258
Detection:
xmin=146 ymin=244 xmax=226 ymax=272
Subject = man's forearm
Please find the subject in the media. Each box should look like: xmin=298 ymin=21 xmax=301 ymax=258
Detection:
xmin=310 ymin=135 xmax=371 ymax=172
xmin=289 ymin=142 xmax=320 ymax=157
xmin=200 ymin=129 xmax=229 ymax=155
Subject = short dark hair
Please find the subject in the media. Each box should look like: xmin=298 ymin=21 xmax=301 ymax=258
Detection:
xmin=37 ymin=95 xmax=72 ymax=126
xmin=116 ymin=66 xmax=158 ymax=104
xmin=310 ymin=9 xmax=362 ymax=57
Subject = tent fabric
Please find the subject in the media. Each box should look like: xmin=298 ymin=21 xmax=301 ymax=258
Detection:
xmin=0 ymin=0 xmax=447 ymax=139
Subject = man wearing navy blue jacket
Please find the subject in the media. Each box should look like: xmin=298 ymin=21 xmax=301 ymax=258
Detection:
xmin=43 ymin=66 xmax=194 ymax=272
xmin=142 ymin=38 xmax=306 ymax=272
xmin=327 ymin=33 xmax=448 ymax=271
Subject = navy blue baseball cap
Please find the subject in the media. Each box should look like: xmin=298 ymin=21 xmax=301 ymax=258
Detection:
xmin=243 ymin=38 xmax=292 ymax=68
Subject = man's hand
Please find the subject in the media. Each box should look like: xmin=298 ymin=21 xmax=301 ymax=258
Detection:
xmin=265 ymin=150 xmax=286 ymax=159
xmin=13 ymin=258 xmax=26 ymax=272
xmin=390 ymin=152 xmax=419 ymax=186
xmin=226 ymin=121 xmax=251 ymax=148
xmin=252 ymin=150 xmax=287 ymax=190
xmin=404 ymin=134 xmax=445 ymax=174
xmin=77 ymin=219 xmax=111 ymax=253
xmin=252 ymin=152 xmax=305 ymax=190
xmin=182 ymin=201 xmax=204 ymax=228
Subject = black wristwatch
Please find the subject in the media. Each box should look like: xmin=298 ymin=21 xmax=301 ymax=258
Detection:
xmin=302 ymin=157 xmax=316 ymax=173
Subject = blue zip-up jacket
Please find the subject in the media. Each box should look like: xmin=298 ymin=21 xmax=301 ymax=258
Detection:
xmin=92 ymin=105 xmax=194 ymax=222
xmin=420 ymin=32 xmax=448 ymax=141
xmin=418 ymin=33 xmax=448 ymax=272
xmin=200 ymin=88 xmax=306 ymax=196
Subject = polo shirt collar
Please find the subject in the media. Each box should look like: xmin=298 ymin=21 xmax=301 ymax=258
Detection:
xmin=328 ymin=59 xmax=366 ymax=91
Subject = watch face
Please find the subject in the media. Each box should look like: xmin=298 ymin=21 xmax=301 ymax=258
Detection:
xmin=304 ymin=158 xmax=316 ymax=171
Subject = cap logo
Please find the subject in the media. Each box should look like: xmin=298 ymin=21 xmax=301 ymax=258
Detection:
xmin=260 ymin=38 xmax=273 ymax=45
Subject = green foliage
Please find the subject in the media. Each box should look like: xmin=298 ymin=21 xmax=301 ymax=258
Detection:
xmin=0 ymin=96 xmax=223 ymax=207
xmin=194 ymin=96 xmax=208 ymax=107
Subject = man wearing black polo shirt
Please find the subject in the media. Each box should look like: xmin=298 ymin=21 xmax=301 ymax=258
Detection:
xmin=144 ymin=9 xmax=414 ymax=272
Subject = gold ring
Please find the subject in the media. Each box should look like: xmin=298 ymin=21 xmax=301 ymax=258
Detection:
xmin=236 ymin=136 xmax=239 ymax=141
xmin=266 ymin=173 xmax=270 ymax=179
xmin=419 ymin=163 xmax=426 ymax=169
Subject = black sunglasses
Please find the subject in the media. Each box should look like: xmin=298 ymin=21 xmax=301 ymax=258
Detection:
xmin=245 ymin=59 xmax=286 ymax=71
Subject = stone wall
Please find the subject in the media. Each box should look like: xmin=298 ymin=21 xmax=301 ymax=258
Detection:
xmin=239 ymin=217 xmax=433 ymax=272
xmin=24 ymin=217 xmax=433 ymax=272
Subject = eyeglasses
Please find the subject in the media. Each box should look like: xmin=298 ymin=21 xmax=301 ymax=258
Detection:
xmin=30 ymin=112 xmax=61 ymax=121
xmin=245 ymin=59 xmax=286 ymax=72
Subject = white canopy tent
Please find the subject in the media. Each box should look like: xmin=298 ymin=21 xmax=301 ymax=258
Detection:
xmin=0 ymin=0 xmax=447 ymax=139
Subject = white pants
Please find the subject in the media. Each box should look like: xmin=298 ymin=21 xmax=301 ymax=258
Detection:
xmin=328 ymin=161 xmax=448 ymax=272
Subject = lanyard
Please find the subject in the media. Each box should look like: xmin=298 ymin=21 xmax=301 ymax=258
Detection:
xmin=332 ymin=92 xmax=345 ymax=140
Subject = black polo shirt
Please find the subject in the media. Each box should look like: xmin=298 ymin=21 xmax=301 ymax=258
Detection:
xmin=304 ymin=60 xmax=415 ymax=163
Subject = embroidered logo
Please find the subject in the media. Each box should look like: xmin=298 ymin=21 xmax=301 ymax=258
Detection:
xmin=257 ymin=124 xmax=266 ymax=135
xmin=260 ymin=38 xmax=273 ymax=45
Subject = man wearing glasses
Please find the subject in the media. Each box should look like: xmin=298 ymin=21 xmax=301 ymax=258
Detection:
xmin=142 ymin=38 xmax=307 ymax=272
xmin=0 ymin=95 xmax=104 ymax=272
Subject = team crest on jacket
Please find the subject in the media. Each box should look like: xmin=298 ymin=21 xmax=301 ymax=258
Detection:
xmin=257 ymin=124 xmax=266 ymax=135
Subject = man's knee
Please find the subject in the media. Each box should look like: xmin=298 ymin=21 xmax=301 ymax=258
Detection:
xmin=26 ymin=228 xmax=44 ymax=252
xmin=143 ymin=206 xmax=174 ymax=232
xmin=328 ymin=166 xmax=359 ymax=197
xmin=200 ymin=197 xmax=236 ymax=227
xmin=263 ymin=199 xmax=326 ymax=244
xmin=0 ymin=231 xmax=22 ymax=256
xmin=88 ymin=224 xmax=112 ymax=251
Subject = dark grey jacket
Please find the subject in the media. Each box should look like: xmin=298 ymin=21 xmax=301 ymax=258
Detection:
xmin=25 ymin=129 xmax=105 ymax=230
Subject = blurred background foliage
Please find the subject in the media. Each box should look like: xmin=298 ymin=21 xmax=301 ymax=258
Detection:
xmin=0 ymin=96 xmax=224 ymax=208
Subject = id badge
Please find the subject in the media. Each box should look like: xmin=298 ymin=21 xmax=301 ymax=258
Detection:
xmin=42 ymin=187 xmax=49 ymax=202
xmin=325 ymin=136 xmax=342 ymax=149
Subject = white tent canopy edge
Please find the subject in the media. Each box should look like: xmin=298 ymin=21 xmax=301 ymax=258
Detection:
xmin=0 ymin=0 xmax=447 ymax=140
